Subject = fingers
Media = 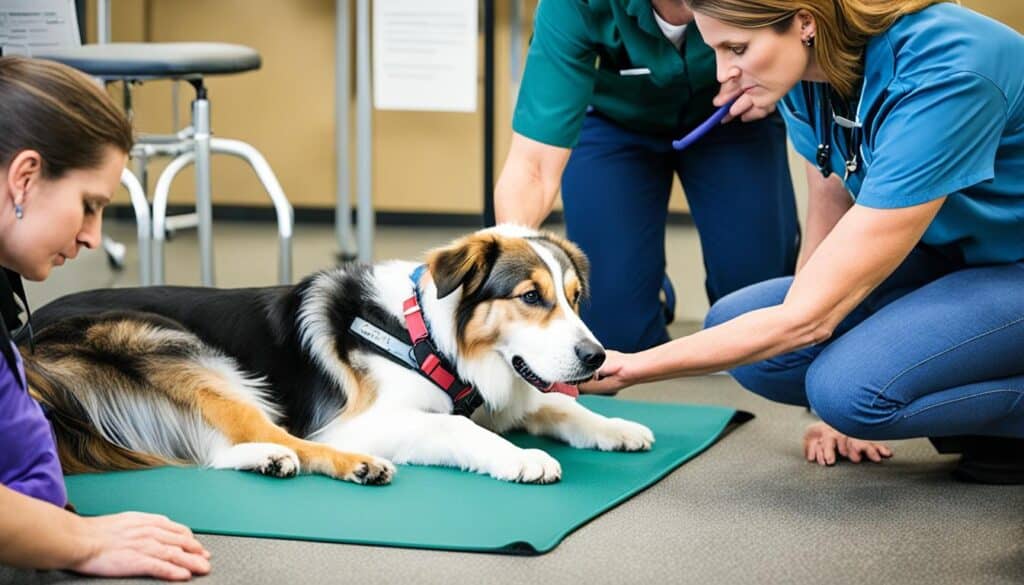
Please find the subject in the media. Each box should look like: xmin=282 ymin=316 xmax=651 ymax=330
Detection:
xmin=836 ymin=435 xmax=850 ymax=459
xmin=80 ymin=512 xmax=211 ymax=580
xmin=847 ymin=443 xmax=863 ymax=463
xmin=121 ymin=515 xmax=210 ymax=559
xmin=579 ymin=376 xmax=623 ymax=395
xmin=713 ymin=80 xmax=744 ymax=107
xmin=136 ymin=556 xmax=193 ymax=582
xmin=822 ymin=435 xmax=838 ymax=465
xmin=803 ymin=436 xmax=817 ymax=461
xmin=855 ymin=440 xmax=893 ymax=463
xmin=803 ymin=423 xmax=894 ymax=467
xmin=139 ymin=540 xmax=211 ymax=577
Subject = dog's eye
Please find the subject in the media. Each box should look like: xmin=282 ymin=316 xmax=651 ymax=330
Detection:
xmin=572 ymin=290 xmax=581 ymax=304
xmin=520 ymin=290 xmax=541 ymax=306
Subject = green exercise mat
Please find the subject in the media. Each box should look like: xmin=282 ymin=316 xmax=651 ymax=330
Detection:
xmin=64 ymin=397 xmax=749 ymax=554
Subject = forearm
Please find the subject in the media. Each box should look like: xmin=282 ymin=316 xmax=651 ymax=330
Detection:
xmin=796 ymin=164 xmax=853 ymax=272
xmin=0 ymin=485 xmax=91 ymax=570
xmin=494 ymin=133 xmax=571 ymax=228
xmin=626 ymin=200 xmax=944 ymax=385
xmin=633 ymin=304 xmax=820 ymax=381
xmin=494 ymin=164 xmax=559 ymax=228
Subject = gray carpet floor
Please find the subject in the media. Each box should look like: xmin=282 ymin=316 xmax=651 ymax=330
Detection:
xmin=2 ymin=221 xmax=1022 ymax=584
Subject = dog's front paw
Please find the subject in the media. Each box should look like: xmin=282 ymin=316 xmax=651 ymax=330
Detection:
xmin=491 ymin=448 xmax=562 ymax=484
xmin=593 ymin=418 xmax=655 ymax=452
xmin=347 ymin=456 xmax=397 ymax=486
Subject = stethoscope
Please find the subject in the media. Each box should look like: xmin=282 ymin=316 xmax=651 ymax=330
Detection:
xmin=808 ymin=82 xmax=864 ymax=180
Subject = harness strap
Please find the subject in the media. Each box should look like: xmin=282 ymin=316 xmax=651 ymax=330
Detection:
xmin=347 ymin=265 xmax=483 ymax=417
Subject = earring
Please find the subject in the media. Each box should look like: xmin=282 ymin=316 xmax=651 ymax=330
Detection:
xmin=803 ymin=35 xmax=815 ymax=47
xmin=14 ymin=204 xmax=23 ymax=220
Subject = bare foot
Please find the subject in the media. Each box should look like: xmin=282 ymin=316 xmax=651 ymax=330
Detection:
xmin=803 ymin=422 xmax=893 ymax=466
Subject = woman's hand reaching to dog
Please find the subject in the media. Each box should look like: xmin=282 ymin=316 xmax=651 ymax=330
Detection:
xmin=580 ymin=350 xmax=638 ymax=395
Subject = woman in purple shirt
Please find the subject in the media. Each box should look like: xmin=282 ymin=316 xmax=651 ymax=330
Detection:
xmin=0 ymin=57 xmax=210 ymax=580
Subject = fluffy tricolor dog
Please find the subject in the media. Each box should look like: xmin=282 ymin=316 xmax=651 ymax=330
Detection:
xmin=22 ymin=225 xmax=654 ymax=485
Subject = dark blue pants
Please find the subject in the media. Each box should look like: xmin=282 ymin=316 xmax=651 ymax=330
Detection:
xmin=562 ymin=111 xmax=799 ymax=351
xmin=705 ymin=246 xmax=1024 ymax=440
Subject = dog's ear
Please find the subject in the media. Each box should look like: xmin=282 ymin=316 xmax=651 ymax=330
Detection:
xmin=427 ymin=234 xmax=500 ymax=299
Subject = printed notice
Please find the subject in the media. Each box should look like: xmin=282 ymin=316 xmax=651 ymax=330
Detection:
xmin=372 ymin=0 xmax=478 ymax=112
xmin=0 ymin=0 xmax=79 ymax=55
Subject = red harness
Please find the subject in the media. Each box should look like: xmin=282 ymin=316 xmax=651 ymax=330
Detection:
xmin=401 ymin=294 xmax=483 ymax=417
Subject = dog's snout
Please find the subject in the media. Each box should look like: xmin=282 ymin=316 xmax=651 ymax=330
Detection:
xmin=575 ymin=341 xmax=606 ymax=369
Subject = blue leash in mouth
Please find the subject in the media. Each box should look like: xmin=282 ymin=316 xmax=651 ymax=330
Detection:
xmin=671 ymin=98 xmax=737 ymax=151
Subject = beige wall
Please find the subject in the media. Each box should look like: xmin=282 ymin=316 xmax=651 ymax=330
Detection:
xmin=95 ymin=0 xmax=516 ymax=212
xmin=93 ymin=1 xmax=1022 ymax=214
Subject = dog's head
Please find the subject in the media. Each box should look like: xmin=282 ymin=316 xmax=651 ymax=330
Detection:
xmin=424 ymin=224 xmax=604 ymax=396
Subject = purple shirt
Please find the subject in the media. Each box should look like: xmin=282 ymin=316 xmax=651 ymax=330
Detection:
xmin=0 ymin=343 xmax=67 ymax=507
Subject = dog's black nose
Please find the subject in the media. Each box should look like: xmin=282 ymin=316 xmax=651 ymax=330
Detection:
xmin=575 ymin=341 xmax=606 ymax=369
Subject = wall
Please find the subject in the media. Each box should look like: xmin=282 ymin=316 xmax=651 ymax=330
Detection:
xmin=92 ymin=1 xmax=1022 ymax=215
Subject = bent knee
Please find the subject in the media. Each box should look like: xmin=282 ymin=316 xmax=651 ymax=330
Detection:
xmin=806 ymin=360 xmax=896 ymax=440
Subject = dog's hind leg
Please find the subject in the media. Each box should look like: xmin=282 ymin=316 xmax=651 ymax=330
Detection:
xmin=194 ymin=385 xmax=395 ymax=485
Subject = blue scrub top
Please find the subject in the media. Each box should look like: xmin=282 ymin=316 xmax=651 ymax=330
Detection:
xmin=780 ymin=4 xmax=1024 ymax=265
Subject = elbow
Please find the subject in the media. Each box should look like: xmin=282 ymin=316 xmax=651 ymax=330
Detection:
xmin=780 ymin=307 xmax=836 ymax=348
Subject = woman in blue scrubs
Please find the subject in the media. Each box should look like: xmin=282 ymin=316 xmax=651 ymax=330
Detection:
xmin=584 ymin=0 xmax=1024 ymax=484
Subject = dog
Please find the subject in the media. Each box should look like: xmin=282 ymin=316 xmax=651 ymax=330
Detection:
xmin=22 ymin=225 xmax=654 ymax=486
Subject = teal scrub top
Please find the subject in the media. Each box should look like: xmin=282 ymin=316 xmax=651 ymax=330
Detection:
xmin=512 ymin=0 xmax=719 ymax=148
xmin=779 ymin=4 xmax=1024 ymax=265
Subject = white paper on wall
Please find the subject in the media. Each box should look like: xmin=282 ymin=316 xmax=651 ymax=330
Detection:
xmin=372 ymin=0 xmax=478 ymax=113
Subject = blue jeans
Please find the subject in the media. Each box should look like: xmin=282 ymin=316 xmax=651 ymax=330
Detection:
xmin=562 ymin=111 xmax=798 ymax=352
xmin=705 ymin=245 xmax=1024 ymax=440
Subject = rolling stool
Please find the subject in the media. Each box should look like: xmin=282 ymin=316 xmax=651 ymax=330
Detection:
xmin=36 ymin=42 xmax=293 ymax=286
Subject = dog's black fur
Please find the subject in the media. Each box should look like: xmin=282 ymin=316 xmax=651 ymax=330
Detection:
xmin=28 ymin=269 xmax=410 ymax=439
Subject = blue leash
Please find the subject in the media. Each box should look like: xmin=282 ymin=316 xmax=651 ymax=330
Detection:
xmin=671 ymin=99 xmax=737 ymax=151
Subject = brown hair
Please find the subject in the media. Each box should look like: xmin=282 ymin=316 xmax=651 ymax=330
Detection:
xmin=685 ymin=0 xmax=957 ymax=97
xmin=0 ymin=56 xmax=133 ymax=178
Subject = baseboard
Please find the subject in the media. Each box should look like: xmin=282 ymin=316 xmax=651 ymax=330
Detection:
xmin=106 ymin=205 xmax=695 ymax=228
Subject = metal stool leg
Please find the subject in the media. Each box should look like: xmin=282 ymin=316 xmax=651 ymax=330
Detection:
xmin=210 ymin=137 xmax=294 ymax=284
xmin=190 ymin=81 xmax=215 ymax=286
xmin=151 ymin=152 xmax=196 ymax=285
xmin=119 ymin=168 xmax=151 ymax=285
xmin=101 ymin=235 xmax=126 ymax=269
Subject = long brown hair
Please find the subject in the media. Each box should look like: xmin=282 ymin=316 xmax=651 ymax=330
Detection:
xmin=685 ymin=0 xmax=957 ymax=97
xmin=0 ymin=56 xmax=133 ymax=178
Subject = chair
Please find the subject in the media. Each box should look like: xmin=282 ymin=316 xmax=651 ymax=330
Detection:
xmin=2 ymin=0 xmax=294 ymax=286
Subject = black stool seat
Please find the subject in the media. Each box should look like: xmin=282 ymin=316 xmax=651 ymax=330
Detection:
xmin=35 ymin=42 xmax=261 ymax=78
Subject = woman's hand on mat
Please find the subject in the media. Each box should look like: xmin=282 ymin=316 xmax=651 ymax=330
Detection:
xmin=580 ymin=350 xmax=637 ymax=395
xmin=71 ymin=511 xmax=211 ymax=581
xmin=714 ymin=80 xmax=776 ymax=123
xmin=803 ymin=422 xmax=893 ymax=466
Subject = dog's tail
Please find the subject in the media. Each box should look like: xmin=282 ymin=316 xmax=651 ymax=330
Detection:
xmin=19 ymin=312 xmax=238 ymax=474
xmin=25 ymin=362 xmax=174 ymax=474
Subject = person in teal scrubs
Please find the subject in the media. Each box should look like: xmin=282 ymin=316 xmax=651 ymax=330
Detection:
xmin=494 ymin=0 xmax=799 ymax=353
xmin=584 ymin=0 xmax=1024 ymax=484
